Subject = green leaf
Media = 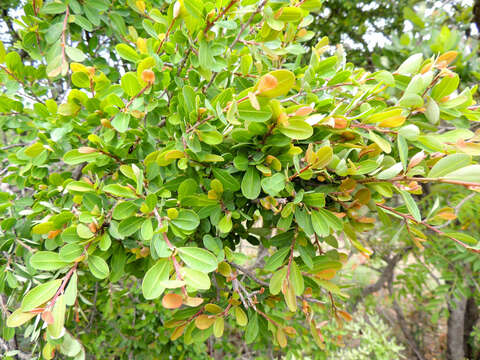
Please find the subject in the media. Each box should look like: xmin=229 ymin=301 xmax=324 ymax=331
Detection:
xmin=269 ymin=266 xmax=287 ymax=295
xmin=6 ymin=309 xmax=36 ymax=328
xmin=47 ymin=295 xmax=66 ymax=339
xmin=317 ymin=208 xmax=343 ymax=231
xmin=256 ymin=70 xmax=296 ymax=98
xmin=142 ymin=259 xmax=171 ymax=299
xmin=118 ymin=217 xmax=144 ymax=237
xmin=264 ymin=247 xmax=290 ymax=272
xmin=66 ymin=181 xmax=95 ymax=193
xmin=21 ymin=279 xmax=62 ymax=312
xmin=64 ymin=149 xmax=100 ymax=165
xmin=115 ymin=44 xmax=140 ymax=62
xmin=121 ymin=72 xmax=142 ymax=97
xmin=311 ymin=210 xmax=329 ymax=237
xmin=218 ymin=214 xmax=233 ymax=233
xmin=32 ymin=222 xmax=54 ymax=235
xmin=25 ymin=142 xmax=45 ymax=157
xmin=241 ymin=167 xmax=261 ymax=200
xmin=399 ymin=190 xmax=421 ymax=222
xmin=432 ymin=74 xmax=459 ymax=100
xmin=103 ymin=184 xmax=138 ymax=198
xmin=442 ymin=165 xmax=480 ymax=183
xmin=303 ymin=193 xmax=325 ymax=208
xmin=396 ymin=53 xmax=423 ymax=75
xmin=141 ymin=218 xmax=153 ymax=240
xmin=377 ymin=163 xmax=403 ymax=180
xmin=87 ymin=255 xmax=110 ymax=279
xmin=66 ymin=47 xmax=86 ymax=62
xmin=171 ymin=210 xmax=200 ymax=231
xmin=112 ymin=201 xmax=139 ymax=220
xmin=212 ymin=168 xmax=241 ymax=192
xmin=425 ymin=97 xmax=440 ymax=124
xmin=444 ymin=232 xmax=478 ymax=246
xmin=177 ymin=247 xmax=218 ymax=273
xmin=183 ymin=0 xmax=204 ymax=19
xmin=427 ymin=154 xmax=471 ymax=178
xmin=198 ymin=130 xmax=223 ymax=145
xmin=41 ymin=2 xmax=67 ymax=14
xmin=245 ymin=312 xmax=259 ymax=344
xmin=181 ymin=268 xmax=211 ymax=290
xmin=369 ymin=131 xmax=391 ymax=153
xmin=111 ymin=113 xmax=130 ymax=133
xmin=237 ymin=101 xmax=273 ymax=122
xmin=278 ymin=119 xmax=313 ymax=140
xmin=30 ymin=251 xmax=70 ymax=271
xmin=275 ymin=7 xmax=302 ymax=22
xmin=261 ymin=173 xmax=286 ymax=196
xmin=77 ymin=223 xmax=94 ymax=239
xmin=64 ymin=272 xmax=77 ymax=306
xmin=397 ymin=135 xmax=408 ymax=171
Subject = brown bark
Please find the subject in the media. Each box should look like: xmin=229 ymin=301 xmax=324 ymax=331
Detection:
xmin=464 ymin=293 xmax=479 ymax=360
xmin=447 ymin=294 xmax=467 ymax=360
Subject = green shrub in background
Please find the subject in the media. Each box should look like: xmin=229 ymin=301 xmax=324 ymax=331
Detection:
xmin=0 ymin=0 xmax=480 ymax=359
xmin=332 ymin=313 xmax=405 ymax=360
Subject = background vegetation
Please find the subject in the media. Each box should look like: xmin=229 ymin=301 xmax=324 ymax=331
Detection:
xmin=1 ymin=0 xmax=480 ymax=359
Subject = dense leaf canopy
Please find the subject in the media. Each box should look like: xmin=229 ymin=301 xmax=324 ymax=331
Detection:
xmin=0 ymin=0 xmax=480 ymax=359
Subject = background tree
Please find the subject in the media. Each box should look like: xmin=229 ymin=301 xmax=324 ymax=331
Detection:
xmin=1 ymin=1 xmax=480 ymax=360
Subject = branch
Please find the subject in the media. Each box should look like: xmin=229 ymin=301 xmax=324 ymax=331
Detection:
xmin=229 ymin=0 xmax=268 ymax=50
xmin=360 ymin=176 xmax=480 ymax=189
xmin=376 ymin=203 xmax=480 ymax=253
xmin=204 ymin=0 xmax=239 ymax=35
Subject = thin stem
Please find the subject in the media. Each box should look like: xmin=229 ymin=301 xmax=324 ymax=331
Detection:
xmin=229 ymin=0 xmax=268 ymax=50
xmin=360 ymin=176 xmax=480 ymax=188
xmin=204 ymin=0 xmax=239 ymax=35
xmin=376 ymin=203 xmax=480 ymax=253
xmin=286 ymin=236 xmax=296 ymax=279
xmin=288 ymin=164 xmax=312 ymax=181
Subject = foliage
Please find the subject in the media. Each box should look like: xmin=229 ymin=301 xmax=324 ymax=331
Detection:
xmin=331 ymin=312 xmax=405 ymax=360
xmin=1 ymin=0 xmax=480 ymax=359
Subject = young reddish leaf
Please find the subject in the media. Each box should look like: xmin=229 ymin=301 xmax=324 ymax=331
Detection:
xmin=162 ymin=293 xmax=183 ymax=309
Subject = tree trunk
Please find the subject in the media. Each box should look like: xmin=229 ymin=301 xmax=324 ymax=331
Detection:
xmin=464 ymin=293 xmax=479 ymax=360
xmin=447 ymin=294 xmax=467 ymax=360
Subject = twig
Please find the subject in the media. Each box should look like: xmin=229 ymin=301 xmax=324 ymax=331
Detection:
xmin=376 ymin=203 xmax=480 ymax=253
xmin=229 ymin=0 xmax=268 ymax=50
xmin=204 ymin=0 xmax=239 ymax=35
xmin=360 ymin=176 xmax=480 ymax=189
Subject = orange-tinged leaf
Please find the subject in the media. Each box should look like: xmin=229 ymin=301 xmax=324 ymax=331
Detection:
xmin=47 ymin=230 xmax=61 ymax=239
xmin=41 ymin=311 xmax=54 ymax=325
xmin=379 ymin=115 xmax=406 ymax=128
xmin=88 ymin=222 xmax=97 ymax=233
xmin=295 ymin=106 xmax=314 ymax=117
xmin=436 ymin=210 xmax=457 ymax=220
xmin=436 ymin=51 xmax=458 ymax=66
xmin=283 ymin=326 xmax=297 ymax=336
xmin=337 ymin=310 xmax=353 ymax=322
xmin=170 ymin=324 xmax=186 ymax=340
xmin=413 ymin=237 xmax=425 ymax=250
xmin=257 ymin=74 xmax=278 ymax=93
xmin=78 ymin=147 xmax=97 ymax=154
xmin=315 ymin=268 xmax=337 ymax=280
xmin=194 ymin=314 xmax=215 ymax=330
xmin=276 ymin=327 xmax=287 ymax=348
xmin=408 ymin=150 xmax=425 ymax=170
xmin=141 ymin=69 xmax=155 ymax=84
xmin=162 ymin=293 xmax=183 ymax=309
xmin=183 ymin=296 xmax=204 ymax=307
